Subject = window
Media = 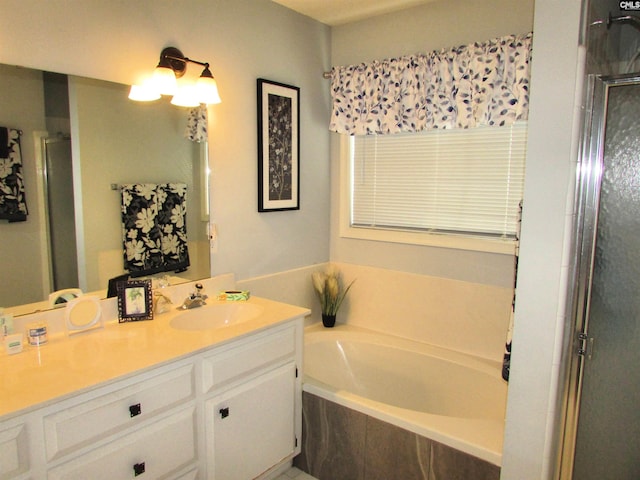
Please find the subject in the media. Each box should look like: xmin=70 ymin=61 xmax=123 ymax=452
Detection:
xmin=341 ymin=122 xmax=527 ymax=254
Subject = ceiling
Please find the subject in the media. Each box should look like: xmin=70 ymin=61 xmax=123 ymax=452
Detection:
xmin=271 ymin=0 xmax=438 ymax=26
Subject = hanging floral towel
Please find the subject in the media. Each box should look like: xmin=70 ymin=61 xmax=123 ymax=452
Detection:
xmin=185 ymin=105 xmax=208 ymax=143
xmin=502 ymin=200 xmax=523 ymax=382
xmin=121 ymin=183 xmax=190 ymax=276
xmin=157 ymin=183 xmax=190 ymax=272
xmin=0 ymin=127 xmax=28 ymax=222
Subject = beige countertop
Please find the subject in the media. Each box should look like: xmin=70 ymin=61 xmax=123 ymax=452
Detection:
xmin=0 ymin=295 xmax=310 ymax=420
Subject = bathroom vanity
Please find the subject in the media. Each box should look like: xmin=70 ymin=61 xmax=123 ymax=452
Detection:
xmin=0 ymin=287 xmax=308 ymax=480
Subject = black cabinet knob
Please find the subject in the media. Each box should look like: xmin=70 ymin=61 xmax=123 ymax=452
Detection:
xmin=219 ymin=407 xmax=229 ymax=418
xmin=129 ymin=403 xmax=142 ymax=417
xmin=133 ymin=462 xmax=145 ymax=476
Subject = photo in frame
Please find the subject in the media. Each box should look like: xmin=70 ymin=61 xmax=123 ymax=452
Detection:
xmin=117 ymin=279 xmax=153 ymax=322
xmin=257 ymin=78 xmax=300 ymax=211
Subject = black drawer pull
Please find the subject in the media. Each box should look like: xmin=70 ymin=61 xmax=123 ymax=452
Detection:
xmin=219 ymin=407 xmax=229 ymax=419
xmin=133 ymin=462 xmax=145 ymax=476
xmin=129 ymin=403 xmax=142 ymax=417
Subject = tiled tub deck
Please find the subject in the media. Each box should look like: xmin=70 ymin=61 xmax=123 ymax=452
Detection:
xmin=294 ymin=392 xmax=500 ymax=480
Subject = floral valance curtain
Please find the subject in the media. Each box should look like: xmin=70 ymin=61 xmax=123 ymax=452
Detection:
xmin=329 ymin=32 xmax=532 ymax=135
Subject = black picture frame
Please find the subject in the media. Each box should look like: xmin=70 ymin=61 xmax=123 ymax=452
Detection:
xmin=117 ymin=279 xmax=153 ymax=322
xmin=257 ymin=78 xmax=300 ymax=212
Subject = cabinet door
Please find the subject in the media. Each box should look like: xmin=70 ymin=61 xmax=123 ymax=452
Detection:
xmin=0 ymin=421 xmax=29 ymax=479
xmin=208 ymin=363 xmax=296 ymax=480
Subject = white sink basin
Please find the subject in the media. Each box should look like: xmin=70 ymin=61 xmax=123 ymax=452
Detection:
xmin=170 ymin=302 xmax=263 ymax=331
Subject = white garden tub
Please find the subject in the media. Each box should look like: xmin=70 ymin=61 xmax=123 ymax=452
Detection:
xmin=302 ymin=324 xmax=508 ymax=465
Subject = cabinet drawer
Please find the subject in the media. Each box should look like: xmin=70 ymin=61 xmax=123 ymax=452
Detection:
xmin=47 ymin=407 xmax=196 ymax=480
xmin=0 ymin=421 xmax=28 ymax=479
xmin=202 ymin=324 xmax=296 ymax=393
xmin=44 ymin=364 xmax=194 ymax=461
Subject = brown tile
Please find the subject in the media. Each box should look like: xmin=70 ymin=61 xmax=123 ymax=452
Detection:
xmin=429 ymin=442 xmax=500 ymax=480
xmin=364 ymin=417 xmax=431 ymax=480
xmin=294 ymin=393 xmax=367 ymax=480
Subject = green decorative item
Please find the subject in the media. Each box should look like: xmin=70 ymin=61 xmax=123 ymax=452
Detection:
xmin=312 ymin=266 xmax=355 ymax=328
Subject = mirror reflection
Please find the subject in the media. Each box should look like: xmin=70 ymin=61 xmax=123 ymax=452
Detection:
xmin=0 ymin=64 xmax=210 ymax=315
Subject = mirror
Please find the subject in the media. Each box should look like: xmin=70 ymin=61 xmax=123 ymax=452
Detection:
xmin=0 ymin=63 xmax=211 ymax=315
xmin=65 ymin=295 xmax=103 ymax=334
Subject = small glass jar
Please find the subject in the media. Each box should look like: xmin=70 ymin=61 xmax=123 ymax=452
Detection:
xmin=27 ymin=322 xmax=48 ymax=346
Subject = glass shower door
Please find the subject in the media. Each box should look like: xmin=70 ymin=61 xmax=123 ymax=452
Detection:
xmin=570 ymin=76 xmax=640 ymax=479
xmin=44 ymin=136 xmax=79 ymax=291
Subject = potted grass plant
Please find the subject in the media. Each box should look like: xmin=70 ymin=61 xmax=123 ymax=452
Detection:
xmin=311 ymin=266 xmax=355 ymax=327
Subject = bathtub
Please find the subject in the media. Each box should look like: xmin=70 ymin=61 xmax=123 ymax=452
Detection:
xmin=302 ymin=324 xmax=508 ymax=466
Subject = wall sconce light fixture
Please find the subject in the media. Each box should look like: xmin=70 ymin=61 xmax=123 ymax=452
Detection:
xmin=129 ymin=46 xmax=221 ymax=107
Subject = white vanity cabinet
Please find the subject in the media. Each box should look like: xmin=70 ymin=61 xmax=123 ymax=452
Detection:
xmin=0 ymin=315 xmax=304 ymax=480
xmin=202 ymin=323 xmax=301 ymax=479
xmin=44 ymin=361 xmax=198 ymax=480
xmin=209 ymin=363 xmax=297 ymax=480
xmin=47 ymin=406 xmax=197 ymax=480
xmin=0 ymin=415 xmax=30 ymax=479
xmin=43 ymin=363 xmax=196 ymax=463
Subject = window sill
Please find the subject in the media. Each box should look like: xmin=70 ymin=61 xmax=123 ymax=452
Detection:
xmin=340 ymin=224 xmax=517 ymax=255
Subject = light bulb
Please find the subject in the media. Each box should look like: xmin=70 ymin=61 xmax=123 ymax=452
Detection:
xmin=128 ymin=84 xmax=161 ymax=102
xmin=171 ymin=85 xmax=200 ymax=107
xmin=151 ymin=66 xmax=178 ymax=96
xmin=196 ymin=75 xmax=221 ymax=105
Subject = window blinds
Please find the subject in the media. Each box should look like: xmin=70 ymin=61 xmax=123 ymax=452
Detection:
xmin=351 ymin=122 xmax=527 ymax=238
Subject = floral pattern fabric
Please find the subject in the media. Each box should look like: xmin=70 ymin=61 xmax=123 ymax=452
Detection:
xmin=0 ymin=127 xmax=28 ymax=222
xmin=185 ymin=105 xmax=208 ymax=143
xmin=329 ymin=32 xmax=532 ymax=135
xmin=502 ymin=199 xmax=523 ymax=382
xmin=121 ymin=183 xmax=190 ymax=276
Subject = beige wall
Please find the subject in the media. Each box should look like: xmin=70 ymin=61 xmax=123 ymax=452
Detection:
xmin=336 ymin=262 xmax=514 ymax=362
xmin=329 ymin=0 xmax=535 ymax=288
xmin=0 ymin=65 xmax=48 ymax=306
xmin=331 ymin=0 xmax=536 ymax=66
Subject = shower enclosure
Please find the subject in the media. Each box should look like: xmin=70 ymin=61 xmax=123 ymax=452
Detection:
xmin=42 ymin=135 xmax=79 ymax=292
xmin=560 ymin=73 xmax=640 ymax=479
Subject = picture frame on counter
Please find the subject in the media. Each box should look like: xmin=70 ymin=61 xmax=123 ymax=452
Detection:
xmin=117 ymin=279 xmax=153 ymax=322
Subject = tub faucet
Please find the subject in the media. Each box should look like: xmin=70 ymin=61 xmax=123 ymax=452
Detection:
xmin=179 ymin=283 xmax=208 ymax=310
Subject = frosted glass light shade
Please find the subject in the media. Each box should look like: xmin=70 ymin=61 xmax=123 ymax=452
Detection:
xmin=128 ymin=84 xmax=161 ymax=102
xmin=171 ymin=85 xmax=200 ymax=107
xmin=196 ymin=76 xmax=221 ymax=105
xmin=152 ymin=66 xmax=178 ymax=95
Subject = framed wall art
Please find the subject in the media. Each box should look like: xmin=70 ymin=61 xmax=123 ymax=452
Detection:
xmin=117 ymin=279 xmax=153 ymax=322
xmin=257 ymin=78 xmax=300 ymax=212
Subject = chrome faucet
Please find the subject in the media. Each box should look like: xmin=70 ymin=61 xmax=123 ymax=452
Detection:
xmin=179 ymin=283 xmax=208 ymax=310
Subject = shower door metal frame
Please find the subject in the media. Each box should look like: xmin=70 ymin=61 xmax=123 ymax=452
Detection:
xmin=557 ymin=72 xmax=640 ymax=479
